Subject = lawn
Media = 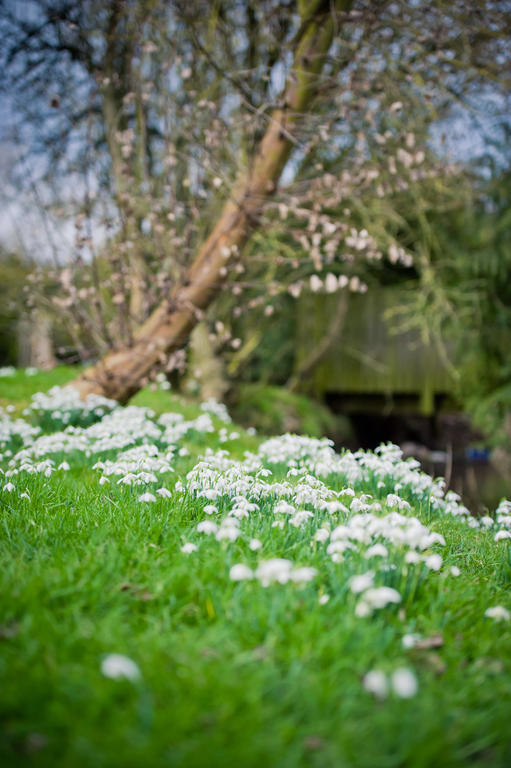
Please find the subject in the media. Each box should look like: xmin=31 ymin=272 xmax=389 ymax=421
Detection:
xmin=1 ymin=367 xmax=510 ymax=767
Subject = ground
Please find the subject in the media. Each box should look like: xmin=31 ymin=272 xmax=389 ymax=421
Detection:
xmin=0 ymin=367 xmax=510 ymax=768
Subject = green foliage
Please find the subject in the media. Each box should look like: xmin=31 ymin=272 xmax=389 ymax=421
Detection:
xmin=0 ymin=366 xmax=80 ymax=415
xmin=0 ymin=249 xmax=29 ymax=365
xmin=0 ymin=371 xmax=511 ymax=767
xmin=231 ymin=383 xmax=353 ymax=440
xmin=413 ymin=169 xmax=511 ymax=449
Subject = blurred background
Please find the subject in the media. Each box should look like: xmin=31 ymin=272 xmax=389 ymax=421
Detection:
xmin=1 ymin=0 xmax=510 ymax=509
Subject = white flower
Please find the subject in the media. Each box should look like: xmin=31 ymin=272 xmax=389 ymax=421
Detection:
xmin=101 ymin=654 xmax=141 ymax=681
xmin=249 ymin=538 xmax=262 ymax=551
xmin=310 ymin=275 xmax=323 ymax=293
xmin=216 ymin=526 xmax=241 ymax=542
xmin=424 ymin=554 xmax=443 ymax=571
xmin=450 ymin=566 xmax=461 ymax=577
xmin=391 ymin=668 xmax=418 ymax=698
xmin=363 ymin=670 xmax=388 ymax=699
xmin=197 ymin=521 xmax=218 ymax=534
xmin=319 ymin=594 xmax=330 ymax=605
xmin=348 ymin=571 xmax=374 ymax=594
xmin=203 ymin=504 xmax=218 ymax=515
xmin=485 ymin=606 xmax=510 ymax=622
xmin=360 ymin=586 xmax=401 ymax=611
xmin=355 ymin=600 xmax=372 ymax=617
xmin=314 ymin=528 xmax=330 ymax=543
xmin=156 ymin=488 xmax=172 ymax=498
xmin=402 ymin=633 xmax=421 ymax=649
xmin=255 ymin=558 xmax=293 ymax=587
xmin=289 ymin=509 xmax=314 ymax=527
xmin=229 ymin=564 xmax=253 ymax=581
xmin=324 ymin=273 xmax=338 ymax=293
xmin=274 ymin=500 xmax=295 ymax=515
xmin=138 ymin=492 xmax=156 ymax=503
xmin=181 ymin=542 xmax=197 ymax=554
xmin=494 ymin=530 xmax=511 ymax=542
xmin=2 ymin=482 xmax=15 ymax=492
xmin=289 ymin=567 xmax=317 ymax=583
xmin=365 ymin=544 xmax=388 ymax=559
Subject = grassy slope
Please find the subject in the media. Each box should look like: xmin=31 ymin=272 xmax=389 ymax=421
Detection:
xmin=0 ymin=369 xmax=510 ymax=768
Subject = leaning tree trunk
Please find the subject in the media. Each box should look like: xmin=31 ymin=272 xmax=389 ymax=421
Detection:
xmin=71 ymin=0 xmax=351 ymax=403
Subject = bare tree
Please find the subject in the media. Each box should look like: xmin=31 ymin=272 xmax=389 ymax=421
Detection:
xmin=2 ymin=0 xmax=510 ymax=400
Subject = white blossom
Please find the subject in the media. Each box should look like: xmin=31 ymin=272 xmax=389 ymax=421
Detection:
xmin=391 ymin=668 xmax=418 ymax=698
xmin=101 ymin=654 xmax=141 ymax=681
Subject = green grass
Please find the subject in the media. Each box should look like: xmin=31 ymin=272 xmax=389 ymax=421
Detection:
xmin=1 ymin=370 xmax=511 ymax=768
xmin=0 ymin=367 xmax=80 ymax=415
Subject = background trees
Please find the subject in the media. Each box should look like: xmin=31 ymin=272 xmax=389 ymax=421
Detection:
xmin=0 ymin=0 xmax=510 ymax=441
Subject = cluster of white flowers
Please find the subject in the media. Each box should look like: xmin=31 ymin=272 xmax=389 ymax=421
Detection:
xmin=0 ymin=365 xmax=36 ymax=378
xmin=0 ymin=408 xmax=41 ymax=455
xmin=24 ymin=385 xmax=118 ymax=428
xmin=1 ymin=385 xmax=510 ymax=656
xmin=200 ymin=398 xmax=232 ymax=424
xmin=230 ymin=559 xmax=317 ymax=587
xmin=363 ymin=667 xmax=418 ymax=699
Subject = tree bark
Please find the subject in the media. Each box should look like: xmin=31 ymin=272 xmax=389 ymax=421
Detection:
xmin=70 ymin=0 xmax=351 ymax=403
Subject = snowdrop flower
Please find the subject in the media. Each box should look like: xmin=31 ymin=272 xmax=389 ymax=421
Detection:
xmin=424 ymin=554 xmax=443 ymax=571
xmin=319 ymin=594 xmax=330 ymax=605
xmin=101 ymin=654 xmax=141 ymax=681
xmin=450 ymin=566 xmax=461 ymax=577
xmin=405 ymin=551 xmax=421 ymax=564
xmin=314 ymin=528 xmax=330 ymax=543
xmin=349 ymin=571 xmax=375 ymax=594
xmin=181 ymin=542 xmax=197 ymax=554
xmin=202 ymin=489 xmax=219 ymax=501
xmin=197 ymin=521 xmax=218 ymax=534
xmin=249 ymin=538 xmax=262 ymax=551
xmin=289 ymin=509 xmax=314 ymax=527
xmin=365 ymin=544 xmax=388 ymax=559
xmin=480 ymin=516 xmax=494 ymax=528
xmin=289 ymin=567 xmax=317 ymax=583
xmin=99 ymin=476 xmax=110 ymax=485
xmin=274 ymin=500 xmax=295 ymax=515
xmin=203 ymin=504 xmax=218 ymax=515
xmin=402 ymin=633 xmax=421 ymax=649
xmin=20 ymin=491 xmax=30 ymax=500
xmin=494 ymin=530 xmax=511 ymax=542
xmin=229 ymin=564 xmax=253 ymax=581
xmin=138 ymin=492 xmax=156 ymax=503
xmin=485 ymin=606 xmax=510 ymax=622
xmin=255 ymin=559 xmax=293 ymax=587
xmin=365 ymin=587 xmax=401 ymax=608
xmin=355 ymin=600 xmax=371 ymax=618
xmin=216 ymin=526 xmax=241 ymax=542
xmin=58 ymin=461 xmax=70 ymax=470
xmin=363 ymin=670 xmax=388 ymax=699
xmin=156 ymin=487 xmax=172 ymax=498
xmin=2 ymin=482 xmax=15 ymax=492
xmin=391 ymin=668 xmax=418 ymax=698
xmin=356 ymin=587 xmax=401 ymax=616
